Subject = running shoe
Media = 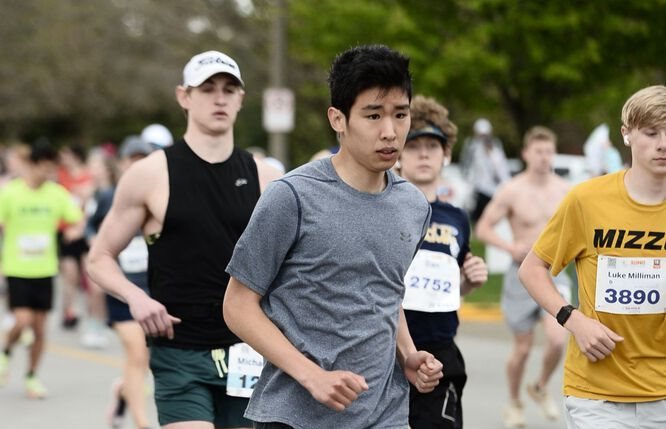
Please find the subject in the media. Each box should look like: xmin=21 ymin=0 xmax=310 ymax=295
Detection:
xmin=503 ymin=400 xmax=527 ymax=428
xmin=62 ymin=314 xmax=79 ymax=330
xmin=25 ymin=376 xmax=48 ymax=399
xmin=0 ymin=353 xmax=8 ymax=386
xmin=527 ymin=382 xmax=560 ymax=420
xmin=80 ymin=329 xmax=110 ymax=349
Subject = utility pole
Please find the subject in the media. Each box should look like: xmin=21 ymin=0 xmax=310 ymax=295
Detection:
xmin=265 ymin=0 xmax=291 ymax=168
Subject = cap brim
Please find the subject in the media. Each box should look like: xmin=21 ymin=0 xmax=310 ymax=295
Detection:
xmin=407 ymin=129 xmax=448 ymax=145
xmin=185 ymin=69 xmax=244 ymax=88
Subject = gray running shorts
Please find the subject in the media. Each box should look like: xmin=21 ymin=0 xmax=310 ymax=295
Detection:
xmin=501 ymin=263 xmax=571 ymax=333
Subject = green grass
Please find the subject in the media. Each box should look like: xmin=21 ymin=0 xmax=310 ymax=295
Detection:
xmin=463 ymin=238 xmax=579 ymax=306
xmin=465 ymin=273 xmax=503 ymax=304
xmin=465 ymin=239 xmax=503 ymax=304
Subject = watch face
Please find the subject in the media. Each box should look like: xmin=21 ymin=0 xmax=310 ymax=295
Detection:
xmin=557 ymin=305 xmax=573 ymax=325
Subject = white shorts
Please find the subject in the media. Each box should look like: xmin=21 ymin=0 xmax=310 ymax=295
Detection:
xmin=565 ymin=396 xmax=666 ymax=429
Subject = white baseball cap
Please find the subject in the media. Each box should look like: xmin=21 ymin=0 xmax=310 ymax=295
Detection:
xmin=141 ymin=123 xmax=174 ymax=149
xmin=473 ymin=118 xmax=492 ymax=135
xmin=182 ymin=50 xmax=244 ymax=88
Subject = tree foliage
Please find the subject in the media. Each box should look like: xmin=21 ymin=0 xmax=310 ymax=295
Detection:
xmin=0 ymin=0 xmax=663 ymax=167
xmin=287 ymin=0 xmax=665 ymax=160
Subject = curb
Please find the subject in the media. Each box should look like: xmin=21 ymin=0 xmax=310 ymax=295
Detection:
xmin=459 ymin=302 xmax=503 ymax=322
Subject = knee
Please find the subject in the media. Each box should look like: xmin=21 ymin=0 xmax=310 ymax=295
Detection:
xmin=547 ymin=337 xmax=566 ymax=354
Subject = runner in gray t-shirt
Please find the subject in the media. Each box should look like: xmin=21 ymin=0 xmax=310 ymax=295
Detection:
xmin=224 ymin=45 xmax=444 ymax=429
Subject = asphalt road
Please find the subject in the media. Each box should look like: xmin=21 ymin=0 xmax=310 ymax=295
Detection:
xmin=1 ymin=296 xmax=564 ymax=429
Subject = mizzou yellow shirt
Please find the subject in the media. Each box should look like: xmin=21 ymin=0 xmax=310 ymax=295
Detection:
xmin=533 ymin=170 xmax=666 ymax=402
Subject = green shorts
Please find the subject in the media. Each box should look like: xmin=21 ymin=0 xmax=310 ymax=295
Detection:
xmin=150 ymin=345 xmax=251 ymax=427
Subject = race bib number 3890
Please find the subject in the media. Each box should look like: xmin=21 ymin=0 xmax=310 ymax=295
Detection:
xmin=595 ymin=256 xmax=665 ymax=315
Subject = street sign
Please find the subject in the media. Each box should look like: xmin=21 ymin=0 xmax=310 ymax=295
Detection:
xmin=263 ymin=87 xmax=294 ymax=133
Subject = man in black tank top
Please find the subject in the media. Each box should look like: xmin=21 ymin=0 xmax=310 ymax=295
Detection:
xmin=88 ymin=50 xmax=281 ymax=429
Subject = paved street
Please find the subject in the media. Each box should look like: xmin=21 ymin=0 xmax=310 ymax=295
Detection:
xmin=1 ymin=295 xmax=565 ymax=429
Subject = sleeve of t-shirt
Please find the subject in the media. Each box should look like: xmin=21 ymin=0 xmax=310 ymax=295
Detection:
xmin=86 ymin=190 xmax=114 ymax=238
xmin=59 ymin=187 xmax=83 ymax=225
xmin=0 ymin=186 xmax=8 ymax=225
xmin=226 ymin=179 xmax=300 ymax=296
xmin=532 ymin=190 xmax=587 ymax=276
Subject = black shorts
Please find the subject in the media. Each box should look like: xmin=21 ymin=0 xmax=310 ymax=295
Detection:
xmin=7 ymin=277 xmax=54 ymax=311
xmin=409 ymin=341 xmax=467 ymax=429
xmin=58 ymin=234 xmax=89 ymax=259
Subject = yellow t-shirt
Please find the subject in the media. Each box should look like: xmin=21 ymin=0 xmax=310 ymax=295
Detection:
xmin=533 ymin=170 xmax=666 ymax=402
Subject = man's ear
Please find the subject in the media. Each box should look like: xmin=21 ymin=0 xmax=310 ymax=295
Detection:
xmin=238 ymin=88 xmax=246 ymax=109
xmin=327 ymin=107 xmax=345 ymax=133
xmin=175 ymin=85 xmax=190 ymax=110
xmin=442 ymin=146 xmax=452 ymax=167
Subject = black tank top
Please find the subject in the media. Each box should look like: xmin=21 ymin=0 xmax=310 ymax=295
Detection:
xmin=148 ymin=139 xmax=260 ymax=348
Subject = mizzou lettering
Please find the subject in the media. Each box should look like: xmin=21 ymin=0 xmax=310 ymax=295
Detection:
xmin=593 ymin=229 xmax=666 ymax=250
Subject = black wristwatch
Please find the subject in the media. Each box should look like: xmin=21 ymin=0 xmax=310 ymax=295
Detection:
xmin=556 ymin=304 xmax=576 ymax=326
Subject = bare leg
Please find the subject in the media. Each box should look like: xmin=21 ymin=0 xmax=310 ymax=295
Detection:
xmin=115 ymin=321 xmax=150 ymax=429
xmin=60 ymin=257 xmax=80 ymax=324
xmin=28 ymin=311 xmax=48 ymax=373
xmin=4 ymin=308 xmax=32 ymax=352
xmin=164 ymin=421 xmax=214 ymax=429
xmin=537 ymin=314 xmax=567 ymax=389
xmin=507 ymin=331 xmax=534 ymax=402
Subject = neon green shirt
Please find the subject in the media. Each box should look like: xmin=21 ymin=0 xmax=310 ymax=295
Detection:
xmin=0 ymin=179 xmax=82 ymax=278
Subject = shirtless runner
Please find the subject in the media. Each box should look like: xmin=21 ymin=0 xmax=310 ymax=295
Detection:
xmin=475 ymin=126 xmax=571 ymax=428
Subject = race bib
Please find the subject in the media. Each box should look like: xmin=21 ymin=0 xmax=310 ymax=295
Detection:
xmin=18 ymin=234 xmax=49 ymax=259
xmin=226 ymin=343 xmax=264 ymax=398
xmin=118 ymin=236 xmax=148 ymax=273
xmin=403 ymin=249 xmax=461 ymax=313
xmin=595 ymin=255 xmax=665 ymax=315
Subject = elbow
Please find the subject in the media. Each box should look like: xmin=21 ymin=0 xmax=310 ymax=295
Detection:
xmin=473 ymin=223 xmax=486 ymax=242
xmin=222 ymin=290 xmax=241 ymax=335
xmin=517 ymin=263 xmax=527 ymax=285
xmin=86 ymin=252 xmax=100 ymax=282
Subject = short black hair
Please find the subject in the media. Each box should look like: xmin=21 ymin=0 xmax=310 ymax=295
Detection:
xmin=29 ymin=138 xmax=58 ymax=163
xmin=328 ymin=44 xmax=412 ymax=119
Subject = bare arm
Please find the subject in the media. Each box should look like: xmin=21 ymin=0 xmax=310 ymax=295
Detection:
xmin=223 ymin=277 xmax=368 ymax=411
xmin=255 ymin=158 xmax=283 ymax=192
xmin=518 ymin=251 xmax=623 ymax=362
xmin=460 ymin=252 xmax=488 ymax=296
xmin=87 ymin=155 xmax=180 ymax=338
xmin=396 ymin=306 xmax=443 ymax=393
xmin=475 ymin=185 xmax=527 ymax=262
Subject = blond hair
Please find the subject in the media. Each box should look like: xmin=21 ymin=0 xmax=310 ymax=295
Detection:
xmin=621 ymin=85 xmax=666 ymax=130
xmin=410 ymin=95 xmax=458 ymax=147
xmin=522 ymin=125 xmax=557 ymax=149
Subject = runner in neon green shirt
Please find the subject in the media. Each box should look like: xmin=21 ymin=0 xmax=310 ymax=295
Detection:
xmin=0 ymin=178 xmax=82 ymax=278
xmin=0 ymin=143 xmax=83 ymax=399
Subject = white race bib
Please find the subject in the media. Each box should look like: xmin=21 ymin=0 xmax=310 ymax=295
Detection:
xmin=595 ymin=255 xmax=665 ymax=315
xmin=118 ymin=236 xmax=148 ymax=273
xmin=403 ymin=249 xmax=461 ymax=313
xmin=226 ymin=343 xmax=264 ymax=398
xmin=18 ymin=234 xmax=49 ymax=259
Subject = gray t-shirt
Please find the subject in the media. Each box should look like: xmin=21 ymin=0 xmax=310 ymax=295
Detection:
xmin=226 ymin=157 xmax=431 ymax=429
